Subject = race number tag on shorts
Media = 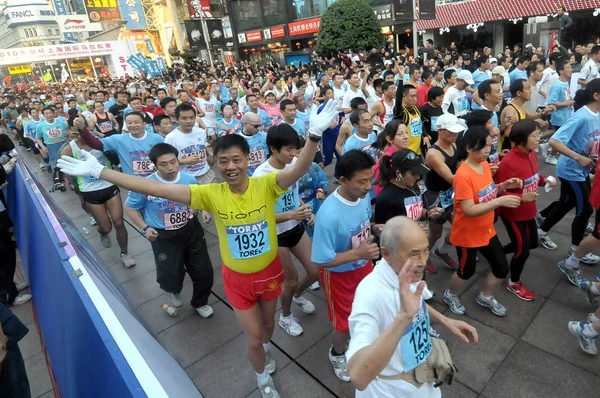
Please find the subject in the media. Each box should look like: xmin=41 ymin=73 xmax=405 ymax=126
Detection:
xmin=439 ymin=188 xmax=454 ymax=209
xmin=478 ymin=182 xmax=497 ymax=203
xmin=410 ymin=118 xmax=423 ymax=137
xmin=226 ymin=220 xmax=270 ymax=259
xmin=457 ymin=96 xmax=469 ymax=114
xmin=275 ymin=185 xmax=299 ymax=213
xmin=404 ymin=196 xmax=424 ymax=221
xmin=523 ymin=173 xmax=540 ymax=194
xmin=164 ymin=208 xmax=192 ymax=230
xmin=400 ymin=302 xmax=432 ymax=372
xmin=47 ymin=127 xmax=62 ymax=139
xmin=248 ymin=148 xmax=266 ymax=166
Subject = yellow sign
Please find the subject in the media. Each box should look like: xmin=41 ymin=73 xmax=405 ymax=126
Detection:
xmin=8 ymin=65 xmax=32 ymax=75
xmin=71 ymin=61 xmax=92 ymax=68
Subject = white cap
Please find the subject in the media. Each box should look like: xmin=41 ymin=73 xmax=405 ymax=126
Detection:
xmin=263 ymin=90 xmax=275 ymax=97
xmin=436 ymin=113 xmax=466 ymax=133
xmin=457 ymin=70 xmax=474 ymax=85
xmin=490 ymin=57 xmax=498 ymax=63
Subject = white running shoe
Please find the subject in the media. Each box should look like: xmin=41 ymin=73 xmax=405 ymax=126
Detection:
xmin=278 ymin=314 xmax=303 ymax=336
xmin=568 ymin=321 xmax=598 ymax=355
xmin=328 ymin=346 xmax=351 ymax=382
xmin=265 ymin=349 xmax=276 ymax=374
xmin=538 ymin=231 xmax=558 ymax=250
xmin=13 ymin=292 xmax=32 ymax=305
xmin=170 ymin=293 xmax=183 ymax=308
xmin=39 ymin=162 xmax=46 ymax=169
xmin=120 ymin=253 xmax=136 ymax=268
xmin=196 ymin=305 xmax=214 ymax=318
xmin=257 ymin=374 xmax=280 ymax=398
xmin=308 ymin=281 xmax=320 ymax=290
xmin=545 ymin=155 xmax=558 ymax=165
xmin=15 ymin=281 xmax=29 ymax=291
xmin=540 ymin=142 xmax=551 ymax=159
xmin=292 ymin=295 xmax=315 ymax=314
xmin=90 ymin=216 xmax=98 ymax=226
xmin=100 ymin=234 xmax=111 ymax=248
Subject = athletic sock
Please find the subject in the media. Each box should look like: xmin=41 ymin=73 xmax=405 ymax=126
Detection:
xmin=436 ymin=238 xmax=448 ymax=254
xmin=589 ymin=313 xmax=600 ymax=323
xmin=565 ymin=253 xmax=581 ymax=270
xmin=508 ymin=279 xmax=519 ymax=286
xmin=256 ymin=369 xmax=269 ymax=384
xmin=591 ymin=284 xmax=600 ymax=295
xmin=331 ymin=347 xmax=345 ymax=357
xmin=120 ymin=249 xmax=128 ymax=255
xmin=263 ymin=343 xmax=271 ymax=353
xmin=582 ymin=323 xmax=600 ymax=338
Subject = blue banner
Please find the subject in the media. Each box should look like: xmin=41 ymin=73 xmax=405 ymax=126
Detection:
xmin=52 ymin=0 xmax=76 ymax=42
xmin=133 ymin=52 xmax=148 ymax=65
xmin=144 ymin=39 xmax=155 ymax=53
xmin=127 ymin=55 xmax=145 ymax=72
xmin=156 ymin=57 xmax=166 ymax=72
xmin=144 ymin=60 xmax=161 ymax=77
xmin=117 ymin=0 xmax=148 ymax=30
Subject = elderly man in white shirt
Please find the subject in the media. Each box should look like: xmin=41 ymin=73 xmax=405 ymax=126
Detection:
xmin=347 ymin=217 xmax=478 ymax=397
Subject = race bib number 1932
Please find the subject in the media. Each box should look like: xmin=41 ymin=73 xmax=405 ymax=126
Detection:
xmin=226 ymin=220 xmax=270 ymax=259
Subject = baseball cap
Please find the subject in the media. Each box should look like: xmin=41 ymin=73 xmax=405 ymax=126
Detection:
xmin=86 ymin=100 xmax=95 ymax=107
xmin=491 ymin=66 xmax=508 ymax=78
xmin=263 ymin=90 xmax=275 ymax=97
xmin=490 ymin=57 xmax=498 ymax=64
xmin=435 ymin=113 xmax=465 ymax=133
xmin=457 ymin=70 xmax=474 ymax=85
xmin=395 ymin=149 xmax=430 ymax=176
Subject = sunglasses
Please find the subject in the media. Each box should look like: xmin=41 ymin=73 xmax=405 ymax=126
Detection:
xmin=250 ymin=124 xmax=261 ymax=128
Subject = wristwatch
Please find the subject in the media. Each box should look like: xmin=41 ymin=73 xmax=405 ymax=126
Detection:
xmin=142 ymin=225 xmax=150 ymax=232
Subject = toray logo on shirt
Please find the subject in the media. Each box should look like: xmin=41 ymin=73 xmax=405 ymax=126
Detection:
xmin=477 ymin=182 xmax=497 ymax=203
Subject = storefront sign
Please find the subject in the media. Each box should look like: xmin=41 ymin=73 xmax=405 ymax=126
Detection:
xmin=4 ymin=5 xmax=57 ymax=27
xmin=0 ymin=42 xmax=117 ymax=66
xmin=206 ymin=19 xmax=225 ymax=48
xmin=222 ymin=16 xmax=233 ymax=38
xmin=373 ymin=5 xmax=393 ymax=24
xmin=393 ymin=0 xmax=414 ymax=22
xmin=8 ymin=65 xmax=32 ymax=75
xmin=187 ymin=0 xmax=211 ymax=19
xmin=51 ymin=0 xmax=76 ymax=42
xmin=56 ymin=15 xmax=103 ymax=33
xmin=263 ymin=25 xmax=285 ymax=40
xmin=418 ymin=0 xmax=436 ymax=20
xmin=117 ymin=0 xmax=147 ymax=30
xmin=85 ymin=0 xmax=121 ymax=22
xmin=246 ymin=30 xmax=262 ymax=42
xmin=237 ymin=33 xmax=247 ymax=44
xmin=288 ymin=17 xmax=320 ymax=36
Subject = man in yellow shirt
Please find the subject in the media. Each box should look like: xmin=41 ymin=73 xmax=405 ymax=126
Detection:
xmin=58 ymin=100 xmax=339 ymax=398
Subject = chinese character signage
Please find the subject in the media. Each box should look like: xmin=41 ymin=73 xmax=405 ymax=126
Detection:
xmin=144 ymin=60 xmax=160 ymax=77
xmin=8 ymin=65 xmax=32 ymax=75
xmin=0 ymin=42 xmax=116 ymax=66
xmin=184 ymin=20 xmax=208 ymax=50
xmin=117 ymin=0 xmax=147 ymax=30
xmin=373 ymin=5 xmax=393 ymax=25
xmin=51 ymin=0 xmax=76 ymax=42
xmin=394 ymin=0 xmax=414 ymax=21
xmin=263 ymin=25 xmax=286 ymax=40
xmin=127 ymin=55 xmax=145 ymax=71
xmin=288 ymin=17 xmax=320 ymax=36
xmin=86 ymin=0 xmax=121 ymax=22
xmin=156 ymin=57 xmax=167 ymax=72
xmin=187 ymin=0 xmax=211 ymax=19
xmin=246 ymin=30 xmax=262 ymax=42
xmin=418 ymin=0 xmax=436 ymax=20
xmin=206 ymin=19 xmax=225 ymax=48
xmin=144 ymin=39 xmax=155 ymax=53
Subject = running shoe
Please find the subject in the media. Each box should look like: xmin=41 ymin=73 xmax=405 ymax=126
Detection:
xmin=442 ymin=289 xmax=466 ymax=315
xmin=506 ymin=280 xmax=535 ymax=301
xmin=170 ymin=293 xmax=183 ymax=308
xmin=26 ymin=147 xmax=30 ymax=152
xmin=90 ymin=216 xmax=98 ymax=226
xmin=568 ymin=247 xmax=600 ymax=265
xmin=545 ymin=155 xmax=558 ymax=165
xmin=308 ymin=281 xmax=320 ymax=290
xmin=536 ymin=213 xmax=545 ymax=227
xmin=539 ymin=142 xmax=551 ymax=159
xmin=568 ymin=321 xmax=598 ymax=355
xmin=12 ymin=292 xmax=32 ymax=305
xmin=538 ymin=231 xmax=558 ymax=250
xmin=428 ymin=326 xmax=442 ymax=340
xmin=587 ymin=313 xmax=598 ymax=324
xmin=100 ymin=234 xmax=111 ymax=248
xmin=121 ymin=253 xmax=136 ymax=268
xmin=476 ymin=293 xmax=508 ymax=317
xmin=579 ymin=281 xmax=600 ymax=306
xmin=557 ymin=260 xmax=584 ymax=286
xmin=39 ymin=162 xmax=46 ymax=169
xmin=292 ymin=295 xmax=315 ymax=314
xmin=586 ymin=222 xmax=595 ymax=235
xmin=257 ymin=374 xmax=280 ymax=398
xmin=433 ymin=249 xmax=458 ymax=270
xmin=425 ymin=264 xmax=437 ymax=274
xmin=328 ymin=346 xmax=351 ymax=382
xmin=278 ymin=314 xmax=303 ymax=336
xmin=46 ymin=165 xmax=52 ymax=173
xmin=196 ymin=305 xmax=214 ymax=318
xmin=265 ymin=349 xmax=276 ymax=374
xmin=15 ymin=281 xmax=28 ymax=291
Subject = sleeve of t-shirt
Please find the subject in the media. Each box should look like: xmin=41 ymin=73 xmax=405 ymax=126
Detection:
xmin=35 ymin=124 xmax=43 ymax=139
xmin=552 ymin=113 xmax=581 ymax=145
xmin=124 ymin=189 xmax=147 ymax=210
xmin=264 ymin=171 xmax=287 ymax=199
xmin=189 ymin=183 xmax=213 ymax=211
xmin=311 ymin=211 xmax=338 ymax=264
xmin=579 ymin=64 xmax=591 ymax=81
xmin=346 ymin=283 xmax=381 ymax=362
xmin=101 ymin=134 xmax=117 ymax=151
xmin=442 ymin=91 xmax=453 ymax=113
xmin=546 ymin=84 xmax=562 ymax=105
xmin=453 ymin=170 xmax=474 ymax=202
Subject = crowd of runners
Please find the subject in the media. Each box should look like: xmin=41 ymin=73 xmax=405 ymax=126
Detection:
xmin=0 ymin=36 xmax=599 ymax=397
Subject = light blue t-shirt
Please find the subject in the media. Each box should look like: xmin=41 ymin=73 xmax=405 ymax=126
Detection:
xmin=220 ymin=85 xmax=232 ymax=103
xmin=508 ymin=68 xmax=527 ymax=83
xmin=554 ymin=106 xmax=600 ymax=182
xmin=217 ymin=117 xmax=244 ymax=136
xmin=35 ymin=119 xmax=68 ymax=145
xmin=245 ymin=107 xmax=272 ymax=131
xmin=312 ymin=189 xmax=372 ymax=272
xmin=24 ymin=119 xmax=42 ymax=138
xmin=101 ymin=132 xmax=164 ymax=176
xmin=548 ymin=80 xmax=572 ymax=127
xmin=471 ymin=69 xmax=488 ymax=90
xmin=342 ymin=132 xmax=377 ymax=154
xmin=296 ymin=110 xmax=311 ymax=134
xmin=238 ymin=131 xmax=268 ymax=176
xmin=125 ymin=171 xmax=197 ymax=230
xmin=279 ymin=118 xmax=306 ymax=137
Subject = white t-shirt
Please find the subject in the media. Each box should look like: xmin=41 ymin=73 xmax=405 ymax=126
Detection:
xmin=442 ymin=86 xmax=469 ymax=116
xmin=539 ymin=67 xmax=558 ymax=107
xmin=579 ymin=59 xmax=599 ymax=84
xmin=253 ymin=158 xmax=301 ymax=234
xmin=164 ymin=127 xmax=210 ymax=177
xmin=195 ymin=97 xmax=220 ymax=128
xmin=342 ymin=87 xmax=366 ymax=111
xmin=347 ymin=258 xmax=439 ymax=398
xmin=333 ymin=86 xmax=346 ymax=109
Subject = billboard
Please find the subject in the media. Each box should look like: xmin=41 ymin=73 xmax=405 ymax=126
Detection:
xmin=184 ymin=20 xmax=207 ymax=50
xmin=56 ymin=15 xmax=103 ymax=33
xmin=117 ymin=0 xmax=148 ymax=30
xmin=0 ymin=42 xmax=118 ymax=66
xmin=288 ymin=17 xmax=320 ymax=36
xmin=206 ymin=19 xmax=225 ymax=48
xmin=187 ymin=0 xmax=211 ymax=19
xmin=85 ymin=0 xmax=121 ymax=22
xmin=4 ymin=5 xmax=56 ymax=27
xmin=394 ymin=0 xmax=414 ymax=21
xmin=419 ymin=0 xmax=436 ymax=20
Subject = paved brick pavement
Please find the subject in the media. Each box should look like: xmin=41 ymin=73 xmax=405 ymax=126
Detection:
xmin=13 ymin=145 xmax=600 ymax=398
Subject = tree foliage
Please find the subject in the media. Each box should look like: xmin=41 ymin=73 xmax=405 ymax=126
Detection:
xmin=316 ymin=0 xmax=384 ymax=55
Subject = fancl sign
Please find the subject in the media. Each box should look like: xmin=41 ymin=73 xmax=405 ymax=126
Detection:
xmin=4 ymin=4 xmax=58 ymax=26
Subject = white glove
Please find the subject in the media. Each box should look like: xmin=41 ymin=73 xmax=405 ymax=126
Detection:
xmin=57 ymin=149 xmax=105 ymax=179
xmin=309 ymin=99 xmax=338 ymax=137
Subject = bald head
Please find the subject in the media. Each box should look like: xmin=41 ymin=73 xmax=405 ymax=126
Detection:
xmin=381 ymin=217 xmax=427 ymax=256
xmin=242 ymin=112 xmax=261 ymax=135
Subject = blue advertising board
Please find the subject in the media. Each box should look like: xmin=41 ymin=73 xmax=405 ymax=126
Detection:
xmin=156 ymin=57 xmax=166 ymax=72
xmin=117 ymin=0 xmax=148 ymax=30
xmin=52 ymin=0 xmax=76 ymax=42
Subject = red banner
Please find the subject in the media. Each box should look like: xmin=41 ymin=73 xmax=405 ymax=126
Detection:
xmin=246 ymin=30 xmax=262 ymax=42
xmin=271 ymin=26 xmax=286 ymax=38
xmin=288 ymin=17 xmax=320 ymax=36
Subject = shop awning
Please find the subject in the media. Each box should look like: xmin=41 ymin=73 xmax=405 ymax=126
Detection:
xmin=416 ymin=0 xmax=600 ymax=31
